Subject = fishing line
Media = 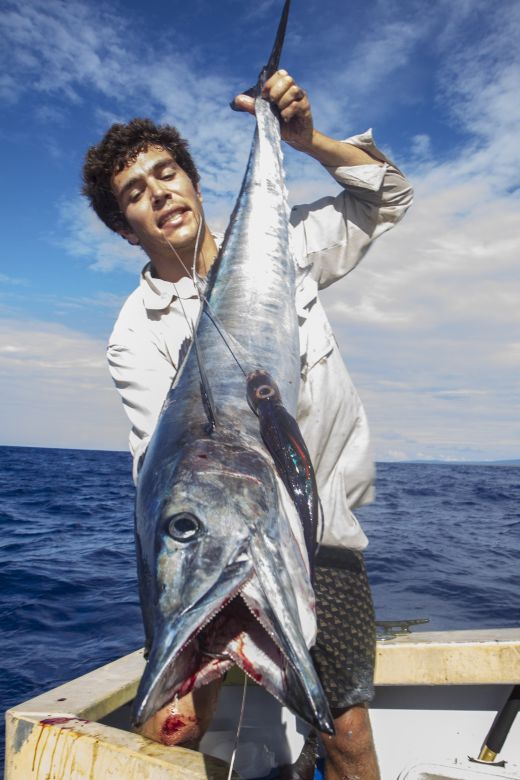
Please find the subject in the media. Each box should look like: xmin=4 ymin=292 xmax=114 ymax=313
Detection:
xmin=202 ymin=308 xmax=248 ymax=377
xmin=169 ymin=277 xmax=196 ymax=345
xmin=226 ymin=674 xmax=248 ymax=780
xmin=162 ymin=209 xmax=204 ymax=340
xmin=168 ymin=228 xmax=217 ymax=431
xmin=163 ymin=217 xmax=248 ymax=377
xmin=162 ymin=212 xmax=204 ymax=305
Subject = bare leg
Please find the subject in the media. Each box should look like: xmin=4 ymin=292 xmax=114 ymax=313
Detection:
xmin=321 ymin=704 xmax=380 ymax=780
xmin=137 ymin=677 xmax=223 ymax=747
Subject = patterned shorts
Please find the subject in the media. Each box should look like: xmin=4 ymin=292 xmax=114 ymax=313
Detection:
xmin=311 ymin=546 xmax=376 ymax=715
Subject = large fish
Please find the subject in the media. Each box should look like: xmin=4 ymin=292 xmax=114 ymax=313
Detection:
xmin=133 ymin=0 xmax=334 ymax=736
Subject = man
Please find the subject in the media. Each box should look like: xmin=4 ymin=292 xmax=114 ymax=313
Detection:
xmin=83 ymin=70 xmax=413 ymax=779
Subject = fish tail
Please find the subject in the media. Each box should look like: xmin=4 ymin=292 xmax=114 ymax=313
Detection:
xmin=230 ymin=0 xmax=292 ymax=110
xmin=261 ymin=0 xmax=291 ymax=86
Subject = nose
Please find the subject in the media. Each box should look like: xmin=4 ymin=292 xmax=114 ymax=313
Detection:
xmin=149 ymin=179 xmax=170 ymax=207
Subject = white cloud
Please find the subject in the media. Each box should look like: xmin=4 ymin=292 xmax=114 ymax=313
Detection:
xmin=56 ymin=198 xmax=145 ymax=273
xmin=341 ymin=18 xmax=425 ymax=94
xmin=0 ymin=0 xmax=258 ymax=272
xmin=319 ymin=25 xmax=520 ymax=463
xmin=0 ymin=317 xmax=128 ymax=450
xmin=410 ymin=134 xmax=432 ymax=162
xmin=0 ymin=273 xmax=27 ymax=286
xmin=0 ymin=345 xmax=26 ymax=354
xmin=0 ymin=0 xmax=253 ymax=205
xmin=1 ymin=0 xmax=518 ymax=461
xmin=242 ymin=0 xmax=280 ymax=22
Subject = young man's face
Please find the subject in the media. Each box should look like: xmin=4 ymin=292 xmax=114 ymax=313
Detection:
xmin=111 ymin=146 xmax=204 ymax=265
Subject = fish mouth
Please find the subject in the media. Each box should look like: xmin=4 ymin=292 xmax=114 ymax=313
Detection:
xmin=132 ymin=580 xmax=276 ymax=725
xmin=132 ymin=576 xmax=334 ymax=735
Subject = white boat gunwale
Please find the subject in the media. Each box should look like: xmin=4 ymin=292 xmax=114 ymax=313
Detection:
xmin=5 ymin=628 xmax=520 ymax=779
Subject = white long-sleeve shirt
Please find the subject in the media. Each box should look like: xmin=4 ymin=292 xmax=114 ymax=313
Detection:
xmin=107 ymin=129 xmax=413 ymax=550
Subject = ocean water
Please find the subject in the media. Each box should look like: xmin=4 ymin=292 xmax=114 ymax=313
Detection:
xmin=1 ymin=445 xmax=519 ymax=767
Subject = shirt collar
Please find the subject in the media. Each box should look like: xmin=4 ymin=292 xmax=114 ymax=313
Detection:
xmin=140 ymin=232 xmax=224 ymax=311
xmin=140 ymin=263 xmax=198 ymax=310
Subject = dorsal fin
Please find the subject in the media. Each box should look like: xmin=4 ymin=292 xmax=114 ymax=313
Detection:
xmin=177 ymin=336 xmax=191 ymax=371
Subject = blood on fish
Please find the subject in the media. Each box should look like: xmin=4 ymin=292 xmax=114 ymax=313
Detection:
xmin=240 ymin=655 xmax=263 ymax=683
xmin=178 ymin=673 xmax=198 ymax=697
xmin=235 ymin=634 xmax=263 ymax=683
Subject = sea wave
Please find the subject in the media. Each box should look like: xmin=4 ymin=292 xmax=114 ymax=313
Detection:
xmin=1 ymin=447 xmax=519 ymax=766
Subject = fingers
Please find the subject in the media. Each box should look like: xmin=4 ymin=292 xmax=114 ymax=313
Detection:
xmin=232 ymin=94 xmax=256 ymax=114
xmin=262 ymin=69 xmax=309 ymax=123
xmin=233 ymin=70 xmax=313 ymax=149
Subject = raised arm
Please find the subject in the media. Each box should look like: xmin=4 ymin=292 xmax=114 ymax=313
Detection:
xmin=235 ymin=70 xmax=414 ymax=289
xmin=234 ymin=69 xmax=382 ymax=167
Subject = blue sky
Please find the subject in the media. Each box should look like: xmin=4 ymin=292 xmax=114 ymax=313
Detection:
xmin=0 ymin=0 xmax=518 ymax=460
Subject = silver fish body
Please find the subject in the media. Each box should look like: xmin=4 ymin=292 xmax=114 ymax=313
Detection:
xmin=133 ymin=26 xmax=333 ymax=736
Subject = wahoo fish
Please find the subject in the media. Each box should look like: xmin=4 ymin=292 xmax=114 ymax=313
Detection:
xmin=133 ymin=0 xmax=334 ymax=736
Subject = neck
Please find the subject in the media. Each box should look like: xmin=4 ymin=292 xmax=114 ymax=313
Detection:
xmin=151 ymin=224 xmax=219 ymax=283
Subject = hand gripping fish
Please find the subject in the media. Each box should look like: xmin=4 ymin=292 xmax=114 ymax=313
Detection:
xmin=133 ymin=0 xmax=334 ymax=736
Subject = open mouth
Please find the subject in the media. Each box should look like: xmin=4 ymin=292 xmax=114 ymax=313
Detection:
xmin=158 ymin=207 xmax=188 ymax=230
xmin=153 ymin=588 xmax=286 ymax=705
xmin=134 ymin=571 xmax=334 ymax=734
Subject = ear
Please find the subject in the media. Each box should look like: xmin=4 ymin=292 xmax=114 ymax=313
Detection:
xmin=196 ymin=184 xmax=203 ymax=203
xmin=117 ymin=229 xmax=140 ymax=246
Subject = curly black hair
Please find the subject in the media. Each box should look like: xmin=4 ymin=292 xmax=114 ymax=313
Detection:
xmin=81 ymin=118 xmax=201 ymax=233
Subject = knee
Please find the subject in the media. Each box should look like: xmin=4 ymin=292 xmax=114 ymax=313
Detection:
xmin=136 ymin=679 xmax=221 ymax=748
xmin=158 ymin=712 xmax=205 ymax=747
xmin=322 ymin=705 xmax=377 ymax=766
xmin=137 ymin=709 xmax=204 ymax=747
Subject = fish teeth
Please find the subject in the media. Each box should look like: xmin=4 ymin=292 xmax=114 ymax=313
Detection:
xmin=242 ymin=598 xmax=281 ymax=649
xmin=177 ymin=580 xmax=251 ymax=654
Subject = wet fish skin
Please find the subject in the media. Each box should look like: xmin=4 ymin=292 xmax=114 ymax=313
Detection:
xmin=135 ymin=430 xmax=329 ymax=729
xmin=132 ymin=0 xmax=334 ymax=736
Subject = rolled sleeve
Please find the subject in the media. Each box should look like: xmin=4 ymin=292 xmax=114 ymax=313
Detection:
xmin=290 ymin=129 xmax=413 ymax=289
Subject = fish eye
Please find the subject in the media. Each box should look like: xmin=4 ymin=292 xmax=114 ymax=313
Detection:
xmin=167 ymin=513 xmax=203 ymax=542
xmin=256 ymin=384 xmax=275 ymax=399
